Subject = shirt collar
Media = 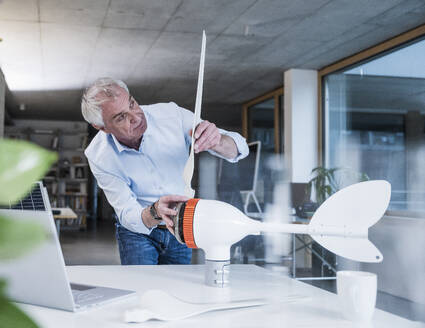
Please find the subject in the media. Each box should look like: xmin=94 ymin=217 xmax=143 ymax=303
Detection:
xmin=110 ymin=106 xmax=151 ymax=154
xmin=111 ymin=134 xmax=131 ymax=153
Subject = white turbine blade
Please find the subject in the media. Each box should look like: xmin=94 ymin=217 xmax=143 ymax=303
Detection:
xmin=310 ymin=180 xmax=391 ymax=230
xmin=183 ymin=30 xmax=206 ymax=198
xmin=307 ymin=180 xmax=390 ymax=263
xmin=312 ymin=235 xmax=383 ymax=263
xmin=183 ymin=157 xmax=195 ymax=198
xmin=193 ymin=30 xmax=205 ymax=127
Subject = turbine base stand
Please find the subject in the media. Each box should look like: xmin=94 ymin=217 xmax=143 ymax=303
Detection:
xmin=205 ymin=260 xmax=230 ymax=288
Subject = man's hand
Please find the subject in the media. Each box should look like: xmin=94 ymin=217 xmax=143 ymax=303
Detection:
xmin=142 ymin=195 xmax=189 ymax=234
xmin=190 ymin=121 xmax=238 ymax=159
xmin=190 ymin=120 xmax=221 ymax=153
xmin=156 ymin=195 xmax=188 ymax=233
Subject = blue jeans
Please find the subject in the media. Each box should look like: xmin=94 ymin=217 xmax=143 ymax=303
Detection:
xmin=115 ymin=223 xmax=192 ymax=265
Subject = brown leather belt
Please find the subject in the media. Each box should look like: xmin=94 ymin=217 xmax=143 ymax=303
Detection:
xmin=156 ymin=225 xmax=168 ymax=229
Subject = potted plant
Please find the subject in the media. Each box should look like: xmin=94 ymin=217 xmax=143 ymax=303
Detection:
xmin=307 ymin=167 xmax=369 ymax=206
xmin=0 ymin=139 xmax=57 ymax=327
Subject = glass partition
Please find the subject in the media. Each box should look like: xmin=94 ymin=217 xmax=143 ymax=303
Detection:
xmin=320 ymin=30 xmax=425 ymax=323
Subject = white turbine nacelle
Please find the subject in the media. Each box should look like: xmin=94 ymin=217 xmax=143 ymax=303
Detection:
xmin=173 ymin=180 xmax=391 ymax=287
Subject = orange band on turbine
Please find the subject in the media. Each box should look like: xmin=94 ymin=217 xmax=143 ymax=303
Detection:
xmin=183 ymin=198 xmax=200 ymax=249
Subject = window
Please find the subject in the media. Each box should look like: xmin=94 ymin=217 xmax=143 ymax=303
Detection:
xmin=322 ymin=36 xmax=425 ymax=216
xmin=242 ymin=87 xmax=283 ymax=154
xmin=241 ymin=88 xmax=284 ymax=207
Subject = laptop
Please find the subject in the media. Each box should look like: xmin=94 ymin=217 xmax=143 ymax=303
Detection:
xmin=0 ymin=182 xmax=136 ymax=312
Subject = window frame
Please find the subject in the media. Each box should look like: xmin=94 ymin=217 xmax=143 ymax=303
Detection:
xmin=242 ymin=87 xmax=284 ymax=154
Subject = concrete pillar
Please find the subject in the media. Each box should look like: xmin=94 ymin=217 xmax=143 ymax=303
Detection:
xmin=283 ymin=69 xmax=319 ymax=270
xmin=0 ymin=69 xmax=5 ymax=137
xmin=283 ymin=69 xmax=318 ymax=182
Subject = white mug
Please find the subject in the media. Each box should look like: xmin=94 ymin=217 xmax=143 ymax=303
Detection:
xmin=337 ymin=270 xmax=377 ymax=323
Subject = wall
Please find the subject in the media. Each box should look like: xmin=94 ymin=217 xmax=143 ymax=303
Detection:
xmin=362 ymin=216 xmax=425 ymax=305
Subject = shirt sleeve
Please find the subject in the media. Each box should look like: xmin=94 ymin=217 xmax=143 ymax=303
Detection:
xmin=176 ymin=103 xmax=249 ymax=163
xmin=87 ymin=160 xmax=154 ymax=235
xmin=208 ymin=128 xmax=249 ymax=163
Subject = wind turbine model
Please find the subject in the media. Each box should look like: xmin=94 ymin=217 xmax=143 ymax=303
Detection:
xmin=181 ymin=33 xmax=391 ymax=287
xmin=171 ymin=180 xmax=391 ymax=287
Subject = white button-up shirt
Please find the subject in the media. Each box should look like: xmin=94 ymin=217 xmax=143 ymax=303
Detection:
xmin=85 ymin=102 xmax=249 ymax=235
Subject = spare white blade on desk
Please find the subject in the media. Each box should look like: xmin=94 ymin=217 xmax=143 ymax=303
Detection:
xmin=124 ymin=289 xmax=307 ymax=323
xmin=124 ymin=289 xmax=268 ymax=322
xmin=183 ymin=30 xmax=206 ymax=198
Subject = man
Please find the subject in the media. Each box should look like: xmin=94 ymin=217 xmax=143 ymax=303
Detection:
xmin=81 ymin=77 xmax=249 ymax=265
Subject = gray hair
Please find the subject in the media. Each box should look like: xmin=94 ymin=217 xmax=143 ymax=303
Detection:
xmin=81 ymin=77 xmax=129 ymax=127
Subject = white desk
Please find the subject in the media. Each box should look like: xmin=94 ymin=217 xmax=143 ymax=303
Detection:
xmin=20 ymin=265 xmax=423 ymax=328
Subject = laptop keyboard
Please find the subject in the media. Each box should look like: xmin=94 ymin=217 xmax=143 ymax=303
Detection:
xmin=71 ymin=284 xmax=104 ymax=305
xmin=71 ymin=283 xmax=94 ymax=291
xmin=0 ymin=182 xmax=45 ymax=211
xmin=70 ymin=283 xmax=135 ymax=309
xmin=72 ymin=291 xmax=104 ymax=304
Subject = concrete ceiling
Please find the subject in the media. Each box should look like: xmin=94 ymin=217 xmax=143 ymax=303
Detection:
xmin=1 ymin=0 xmax=425 ymax=126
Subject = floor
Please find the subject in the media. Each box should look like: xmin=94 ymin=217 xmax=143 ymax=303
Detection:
xmin=60 ymin=219 xmax=120 ymax=265
xmin=59 ymin=219 xmax=424 ymax=323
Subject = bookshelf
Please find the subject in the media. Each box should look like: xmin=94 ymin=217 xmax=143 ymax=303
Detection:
xmin=5 ymin=122 xmax=90 ymax=230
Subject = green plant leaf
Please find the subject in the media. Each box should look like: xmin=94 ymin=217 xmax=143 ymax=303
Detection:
xmin=0 ymin=139 xmax=57 ymax=205
xmin=325 ymin=185 xmax=332 ymax=196
xmin=308 ymin=166 xmax=370 ymax=205
xmin=360 ymin=173 xmax=370 ymax=181
xmin=0 ymin=216 xmax=46 ymax=260
xmin=0 ymin=287 xmax=39 ymax=328
xmin=311 ymin=167 xmax=321 ymax=173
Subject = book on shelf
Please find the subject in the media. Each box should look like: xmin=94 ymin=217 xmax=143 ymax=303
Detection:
xmin=60 ymin=167 xmax=70 ymax=178
xmin=51 ymin=182 xmax=58 ymax=194
xmin=75 ymin=167 xmax=84 ymax=178
xmin=51 ymin=136 xmax=59 ymax=149
xmin=81 ymin=135 xmax=89 ymax=149
xmin=80 ymin=182 xmax=87 ymax=194
xmin=75 ymin=196 xmax=87 ymax=210
xmin=34 ymin=129 xmax=54 ymax=134
xmin=72 ymin=155 xmax=83 ymax=164
xmin=60 ymin=195 xmax=87 ymax=211
xmin=70 ymin=167 xmax=75 ymax=179
xmin=65 ymin=184 xmax=82 ymax=193
xmin=49 ymin=197 xmax=57 ymax=207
